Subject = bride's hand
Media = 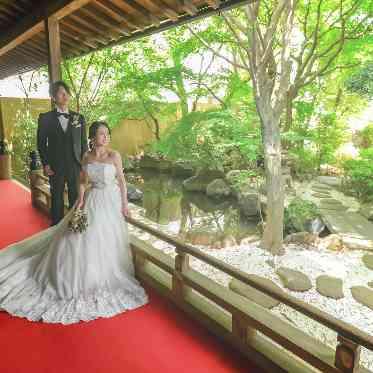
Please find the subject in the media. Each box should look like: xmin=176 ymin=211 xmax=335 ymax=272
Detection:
xmin=122 ymin=204 xmax=131 ymax=218
xmin=76 ymin=197 xmax=84 ymax=210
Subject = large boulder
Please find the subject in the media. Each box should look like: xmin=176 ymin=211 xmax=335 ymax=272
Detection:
xmin=127 ymin=183 xmax=143 ymax=201
xmin=276 ymin=267 xmax=312 ymax=292
xmin=171 ymin=160 xmax=195 ymax=177
xmin=237 ymin=186 xmax=260 ymax=217
xmin=183 ymin=168 xmax=225 ymax=192
xmin=284 ymin=232 xmax=320 ymax=246
xmin=206 ymin=178 xmax=231 ymax=199
xmin=360 ymin=203 xmax=373 ymax=221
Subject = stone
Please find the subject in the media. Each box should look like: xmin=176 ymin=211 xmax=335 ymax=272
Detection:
xmin=362 ymin=254 xmax=373 ymax=270
xmin=229 ymin=275 xmax=283 ymax=309
xmin=171 ymin=161 xmax=194 ymax=177
xmin=316 ymin=275 xmax=344 ymax=299
xmin=206 ymin=178 xmax=231 ymax=199
xmin=351 ymin=286 xmax=373 ymax=310
xmin=312 ymin=183 xmax=332 ymax=190
xmin=284 ymin=232 xmax=320 ymax=246
xmin=316 ymin=176 xmax=342 ymax=187
xmin=319 ymin=234 xmax=344 ymax=251
xmin=320 ymin=198 xmax=342 ymax=205
xmin=127 ymin=183 xmax=143 ymax=201
xmin=341 ymin=236 xmax=373 ymax=251
xmin=225 ymin=170 xmax=242 ymax=185
xmin=183 ymin=169 xmax=225 ymax=192
xmin=360 ymin=203 xmax=373 ymax=221
xmin=276 ymin=267 xmax=312 ymax=292
xmin=312 ymin=193 xmax=330 ymax=198
xmin=237 ymin=187 xmax=260 ymax=217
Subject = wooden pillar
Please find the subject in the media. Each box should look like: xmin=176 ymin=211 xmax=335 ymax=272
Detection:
xmin=44 ymin=14 xmax=62 ymax=84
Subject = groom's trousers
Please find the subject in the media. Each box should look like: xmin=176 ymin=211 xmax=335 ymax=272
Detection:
xmin=49 ymin=165 xmax=80 ymax=226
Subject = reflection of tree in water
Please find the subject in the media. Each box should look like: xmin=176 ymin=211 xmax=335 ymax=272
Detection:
xmin=132 ymin=170 xmax=259 ymax=247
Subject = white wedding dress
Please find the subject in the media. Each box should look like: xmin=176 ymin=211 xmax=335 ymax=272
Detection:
xmin=0 ymin=161 xmax=149 ymax=324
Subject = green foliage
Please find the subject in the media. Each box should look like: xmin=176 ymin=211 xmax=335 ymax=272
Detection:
xmin=284 ymin=198 xmax=320 ymax=234
xmin=356 ymin=123 xmax=373 ymax=149
xmin=311 ymin=113 xmax=348 ymax=168
xmin=343 ymin=148 xmax=373 ymax=201
xmin=345 ymin=62 xmax=373 ymax=99
xmin=11 ymin=111 xmax=37 ymax=182
xmin=154 ymin=109 xmax=261 ymax=170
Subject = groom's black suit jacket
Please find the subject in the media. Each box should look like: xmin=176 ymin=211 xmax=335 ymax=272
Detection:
xmin=37 ymin=108 xmax=88 ymax=172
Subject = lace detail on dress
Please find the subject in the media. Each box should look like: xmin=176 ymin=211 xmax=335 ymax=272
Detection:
xmin=0 ymin=273 xmax=148 ymax=325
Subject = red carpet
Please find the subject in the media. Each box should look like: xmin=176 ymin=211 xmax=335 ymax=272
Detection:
xmin=0 ymin=180 xmax=262 ymax=373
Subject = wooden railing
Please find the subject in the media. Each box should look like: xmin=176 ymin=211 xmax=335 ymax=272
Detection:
xmin=28 ymin=169 xmax=373 ymax=373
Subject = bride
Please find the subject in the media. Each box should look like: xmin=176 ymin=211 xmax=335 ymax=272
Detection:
xmin=0 ymin=121 xmax=149 ymax=324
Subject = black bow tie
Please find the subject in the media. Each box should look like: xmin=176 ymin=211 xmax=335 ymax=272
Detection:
xmin=57 ymin=112 xmax=70 ymax=119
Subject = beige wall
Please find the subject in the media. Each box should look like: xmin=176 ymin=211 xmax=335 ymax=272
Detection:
xmin=0 ymin=97 xmax=51 ymax=141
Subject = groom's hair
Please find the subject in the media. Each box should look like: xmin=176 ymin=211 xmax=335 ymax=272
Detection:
xmin=49 ymin=80 xmax=71 ymax=98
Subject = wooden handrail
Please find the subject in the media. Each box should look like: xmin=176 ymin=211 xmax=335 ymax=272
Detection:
xmin=28 ymin=168 xmax=373 ymax=371
xmin=126 ymin=216 xmax=373 ymax=352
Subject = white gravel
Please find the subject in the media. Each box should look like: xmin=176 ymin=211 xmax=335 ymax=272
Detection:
xmin=128 ymin=203 xmax=373 ymax=370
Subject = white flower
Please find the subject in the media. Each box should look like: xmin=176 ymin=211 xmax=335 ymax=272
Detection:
xmin=71 ymin=114 xmax=81 ymax=128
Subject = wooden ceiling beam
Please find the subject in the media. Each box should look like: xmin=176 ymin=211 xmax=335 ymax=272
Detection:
xmin=61 ymin=18 xmax=109 ymax=45
xmin=59 ymin=22 xmax=100 ymax=48
xmin=78 ymin=5 xmax=131 ymax=36
xmin=0 ymin=0 xmax=93 ymax=57
xmin=111 ymin=0 xmax=159 ymax=28
xmin=61 ymin=17 xmax=109 ymax=44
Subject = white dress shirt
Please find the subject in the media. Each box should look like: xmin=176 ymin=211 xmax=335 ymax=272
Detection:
xmin=56 ymin=107 xmax=69 ymax=132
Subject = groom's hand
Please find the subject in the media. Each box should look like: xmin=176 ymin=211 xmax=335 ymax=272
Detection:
xmin=43 ymin=165 xmax=55 ymax=176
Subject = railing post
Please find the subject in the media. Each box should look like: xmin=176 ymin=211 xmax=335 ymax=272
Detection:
xmin=335 ymin=335 xmax=361 ymax=372
xmin=29 ymin=151 xmax=44 ymax=207
xmin=232 ymin=312 xmax=256 ymax=345
xmin=173 ymin=246 xmax=189 ymax=300
xmin=131 ymin=245 xmax=146 ymax=279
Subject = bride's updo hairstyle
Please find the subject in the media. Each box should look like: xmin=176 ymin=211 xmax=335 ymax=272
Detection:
xmin=88 ymin=121 xmax=111 ymax=150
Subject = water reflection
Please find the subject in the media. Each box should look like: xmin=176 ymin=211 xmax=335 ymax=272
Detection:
xmin=128 ymin=169 xmax=260 ymax=248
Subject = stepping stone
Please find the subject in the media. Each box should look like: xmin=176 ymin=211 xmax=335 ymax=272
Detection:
xmin=316 ymin=275 xmax=344 ymax=299
xmin=320 ymin=198 xmax=342 ymax=205
xmin=362 ymin=254 xmax=373 ymax=270
xmin=312 ymin=193 xmax=331 ymax=198
xmin=316 ymin=176 xmax=342 ymax=187
xmin=229 ymin=275 xmax=283 ymax=309
xmin=276 ymin=267 xmax=312 ymax=292
xmin=351 ymin=286 xmax=373 ymax=310
xmin=312 ymin=183 xmax=332 ymax=190
xmin=320 ymin=200 xmax=346 ymax=211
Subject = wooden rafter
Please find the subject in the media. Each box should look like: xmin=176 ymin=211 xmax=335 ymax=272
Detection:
xmin=0 ymin=0 xmax=92 ymax=57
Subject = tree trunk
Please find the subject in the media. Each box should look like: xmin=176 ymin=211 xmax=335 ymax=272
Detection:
xmin=257 ymin=104 xmax=285 ymax=255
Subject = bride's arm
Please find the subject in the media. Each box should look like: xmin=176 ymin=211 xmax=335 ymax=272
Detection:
xmin=113 ymin=151 xmax=130 ymax=217
xmin=77 ymin=152 xmax=89 ymax=208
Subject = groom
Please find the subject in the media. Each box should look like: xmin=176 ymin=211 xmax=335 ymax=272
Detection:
xmin=37 ymin=81 xmax=88 ymax=226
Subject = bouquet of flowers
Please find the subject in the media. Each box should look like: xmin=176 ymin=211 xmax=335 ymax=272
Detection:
xmin=68 ymin=207 xmax=88 ymax=233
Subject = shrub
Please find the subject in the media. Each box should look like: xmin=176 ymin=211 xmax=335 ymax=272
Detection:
xmin=343 ymin=148 xmax=373 ymax=201
xmin=284 ymin=197 xmax=320 ymax=234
